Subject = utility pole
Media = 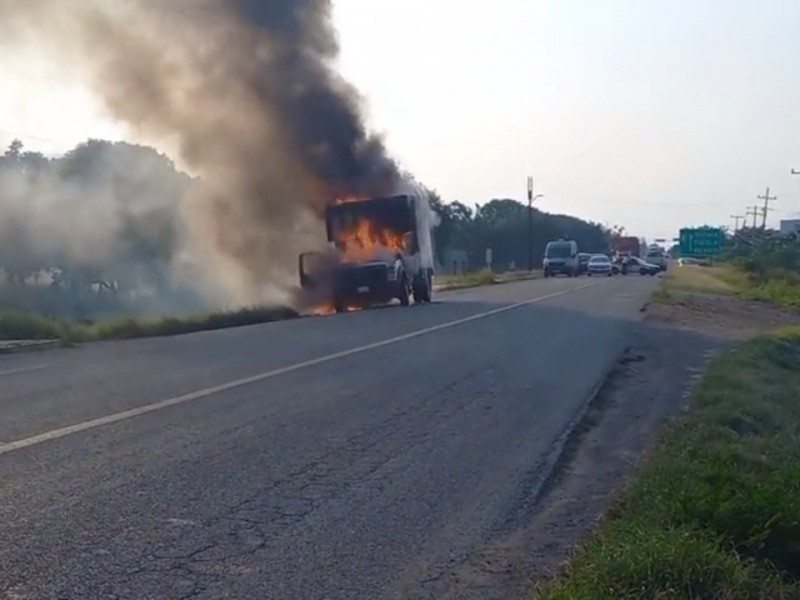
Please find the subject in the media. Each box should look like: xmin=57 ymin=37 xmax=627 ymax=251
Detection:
xmin=745 ymin=205 xmax=760 ymax=229
xmin=527 ymin=176 xmax=533 ymax=271
xmin=730 ymin=214 xmax=744 ymax=231
xmin=756 ymin=187 xmax=777 ymax=229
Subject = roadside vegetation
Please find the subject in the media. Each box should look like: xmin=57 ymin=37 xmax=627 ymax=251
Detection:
xmin=435 ymin=268 xmax=540 ymax=291
xmin=0 ymin=305 xmax=297 ymax=343
xmin=534 ymin=326 xmax=800 ymax=599
xmin=657 ymin=230 xmax=800 ymax=310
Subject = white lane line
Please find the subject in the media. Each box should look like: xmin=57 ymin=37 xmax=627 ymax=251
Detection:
xmin=0 ymin=281 xmax=600 ymax=456
xmin=0 ymin=365 xmax=47 ymax=377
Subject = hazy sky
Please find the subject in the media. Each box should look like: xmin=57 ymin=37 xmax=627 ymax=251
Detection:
xmin=2 ymin=0 xmax=799 ymax=240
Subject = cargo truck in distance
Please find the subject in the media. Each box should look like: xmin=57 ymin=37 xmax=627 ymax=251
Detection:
xmin=299 ymin=193 xmax=435 ymax=313
xmin=611 ymin=235 xmax=641 ymax=258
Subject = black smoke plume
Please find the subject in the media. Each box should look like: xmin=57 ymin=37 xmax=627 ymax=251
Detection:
xmin=0 ymin=0 xmax=401 ymax=305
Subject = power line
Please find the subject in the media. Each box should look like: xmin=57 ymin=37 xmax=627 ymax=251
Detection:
xmin=730 ymin=214 xmax=745 ymax=231
xmin=745 ymin=205 xmax=760 ymax=229
xmin=756 ymin=186 xmax=777 ymax=229
xmin=0 ymin=128 xmax=65 ymax=144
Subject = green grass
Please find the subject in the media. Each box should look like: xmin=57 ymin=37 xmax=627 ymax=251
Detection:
xmin=534 ymin=327 xmax=800 ymax=600
xmin=735 ymin=270 xmax=800 ymax=310
xmin=0 ymin=310 xmax=79 ymax=342
xmin=0 ymin=306 xmax=298 ymax=343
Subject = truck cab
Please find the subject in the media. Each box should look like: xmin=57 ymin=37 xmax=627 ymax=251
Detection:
xmin=299 ymin=193 xmax=434 ymax=312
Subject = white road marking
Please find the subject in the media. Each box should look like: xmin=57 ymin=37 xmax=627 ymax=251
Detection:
xmin=0 ymin=281 xmax=601 ymax=456
xmin=0 ymin=365 xmax=47 ymax=378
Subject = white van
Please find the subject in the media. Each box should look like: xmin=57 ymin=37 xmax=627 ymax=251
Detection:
xmin=543 ymin=239 xmax=579 ymax=277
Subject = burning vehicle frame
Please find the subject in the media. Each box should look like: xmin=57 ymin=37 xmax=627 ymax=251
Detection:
xmin=299 ymin=192 xmax=435 ymax=313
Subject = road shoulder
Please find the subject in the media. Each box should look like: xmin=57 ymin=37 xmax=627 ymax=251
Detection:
xmin=527 ymin=274 xmax=800 ymax=598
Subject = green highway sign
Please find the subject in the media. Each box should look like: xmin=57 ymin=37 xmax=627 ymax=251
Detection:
xmin=679 ymin=227 xmax=725 ymax=257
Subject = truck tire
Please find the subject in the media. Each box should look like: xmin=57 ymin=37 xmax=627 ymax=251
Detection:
xmin=398 ymin=276 xmax=410 ymax=306
xmin=334 ymin=296 xmax=345 ymax=313
xmin=412 ymin=273 xmax=432 ymax=304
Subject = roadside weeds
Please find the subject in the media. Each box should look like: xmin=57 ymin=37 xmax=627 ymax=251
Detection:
xmin=533 ymin=326 xmax=800 ymax=599
xmin=0 ymin=305 xmax=298 ymax=346
xmin=656 ymin=262 xmax=800 ymax=310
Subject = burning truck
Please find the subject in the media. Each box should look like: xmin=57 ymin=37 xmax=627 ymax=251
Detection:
xmin=298 ymin=192 xmax=435 ymax=313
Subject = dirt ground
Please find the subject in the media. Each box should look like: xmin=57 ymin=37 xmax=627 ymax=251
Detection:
xmin=647 ymin=291 xmax=800 ymax=340
xmin=433 ymin=287 xmax=800 ymax=599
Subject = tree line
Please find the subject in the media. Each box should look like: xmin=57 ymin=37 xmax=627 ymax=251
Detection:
xmin=0 ymin=138 xmax=195 ymax=317
xmin=0 ymin=138 xmax=614 ymax=316
xmin=428 ymin=194 xmax=612 ymax=271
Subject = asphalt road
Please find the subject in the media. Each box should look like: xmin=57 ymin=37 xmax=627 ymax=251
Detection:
xmin=0 ymin=274 xmax=659 ymax=599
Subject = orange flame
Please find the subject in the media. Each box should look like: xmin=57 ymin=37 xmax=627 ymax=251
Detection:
xmin=307 ymin=300 xmax=366 ymax=316
xmin=336 ymin=218 xmax=406 ymax=262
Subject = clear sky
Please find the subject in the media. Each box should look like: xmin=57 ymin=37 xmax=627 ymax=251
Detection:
xmin=2 ymin=0 xmax=799 ymax=241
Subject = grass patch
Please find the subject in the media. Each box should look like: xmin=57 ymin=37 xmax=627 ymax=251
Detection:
xmin=437 ymin=269 xmax=540 ymax=290
xmin=736 ymin=271 xmax=800 ymax=310
xmin=655 ymin=263 xmax=800 ymax=311
xmin=0 ymin=305 xmax=297 ymax=343
xmin=534 ymin=327 xmax=800 ymax=600
xmin=0 ymin=311 xmax=79 ymax=342
xmin=661 ymin=264 xmax=737 ymax=295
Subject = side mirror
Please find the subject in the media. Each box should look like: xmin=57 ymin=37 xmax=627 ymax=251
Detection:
xmin=298 ymin=251 xmax=322 ymax=288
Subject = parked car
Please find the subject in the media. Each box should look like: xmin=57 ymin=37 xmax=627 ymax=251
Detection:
xmin=586 ymin=254 xmax=613 ymax=276
xmin=644 ymin=249 xmax=668 ymax=271
xmin=612 ymin=255 xmax=629 ymax=275
xmin=577 ymin=252 xmax=592 ymax=275
xmin=627 ymin=256 xmax=660 ymax=276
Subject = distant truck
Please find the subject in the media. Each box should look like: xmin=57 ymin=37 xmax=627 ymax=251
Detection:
xmin=298 ymin=193 xmax=435 ymax=313
xmin=611 ymin=235 xmax=641 ymax=258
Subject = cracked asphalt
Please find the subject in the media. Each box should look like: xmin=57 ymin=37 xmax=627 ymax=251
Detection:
xmin=0 ymin=275 xmax=658 ymax=599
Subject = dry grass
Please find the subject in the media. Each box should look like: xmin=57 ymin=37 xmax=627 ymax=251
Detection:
xmin=661 ymin=264 xmax=738 ymax=295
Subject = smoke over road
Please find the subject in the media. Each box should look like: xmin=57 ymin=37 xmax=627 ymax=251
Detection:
xmin=0 ymin=0 xmax=403 ymax=308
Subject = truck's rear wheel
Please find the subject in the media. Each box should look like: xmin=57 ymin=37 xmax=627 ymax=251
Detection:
xmin=398 ymin=276 xmax=410 ymax=306
xmin=413 ymin=274 xmax=432 ymax=304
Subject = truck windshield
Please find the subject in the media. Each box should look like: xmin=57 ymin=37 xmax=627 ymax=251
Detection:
xmin=326 ymin=195 xmax=416 ymax=255
xmin=545 ymin=244 xmax=572 ymax=259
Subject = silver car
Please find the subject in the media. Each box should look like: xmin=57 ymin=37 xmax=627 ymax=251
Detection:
xmin=586 ymin=254 xmax=613 ymax=276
